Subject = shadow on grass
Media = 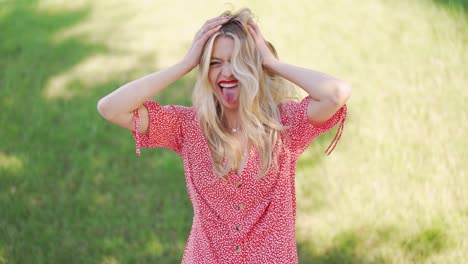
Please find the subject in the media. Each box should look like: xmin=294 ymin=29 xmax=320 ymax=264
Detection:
xmin=0 ymin=1 xmax=194 ymax=263
xmin=297 ymin=225 xmax=450 ymax=263
xmin=401 ymin=227 xmax=450 ymax=262
xmin=432 ymin=0 xmax=468 ymax=14
xmin=298 ymin=237 xmax=370 ymax=264
xmin=297 ymin=228 xmax=387 ymax=264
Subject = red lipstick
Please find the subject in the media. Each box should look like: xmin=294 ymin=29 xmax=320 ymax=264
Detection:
xmin=219 ymin=80 xmax=238 ymax=84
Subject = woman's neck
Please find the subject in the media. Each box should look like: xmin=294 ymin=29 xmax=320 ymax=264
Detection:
xmin=223 ymin=108 xmax=240 ymax=131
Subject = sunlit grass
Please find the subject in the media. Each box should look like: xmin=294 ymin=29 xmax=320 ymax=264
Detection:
xmin=0 ymin=152 xmax=24 ymax=174
xmin=291 ymin=1 xmax=467 ymax=262
xmin=0 ymin=0 xmax=466 ymax=263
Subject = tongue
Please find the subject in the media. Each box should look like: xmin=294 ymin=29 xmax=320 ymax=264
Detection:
xmin=222 ymin=87 xmax=239 ymax=104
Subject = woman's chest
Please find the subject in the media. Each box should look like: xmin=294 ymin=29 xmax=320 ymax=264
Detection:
xmin=180 ymin=122 xmax=295 ymax=207
xmin=184 ymin=138 xmax=292 ymax=206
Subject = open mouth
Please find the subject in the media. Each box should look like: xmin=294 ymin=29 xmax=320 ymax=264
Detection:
xmin=218 ymin=80 xmax=239 ymax=104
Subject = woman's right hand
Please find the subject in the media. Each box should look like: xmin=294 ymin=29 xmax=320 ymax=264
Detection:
xmin=182 ymin=15 xmax=229 ymax=70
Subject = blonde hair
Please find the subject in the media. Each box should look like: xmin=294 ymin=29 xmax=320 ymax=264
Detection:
xmin=192 ymin=8 xmax=295 ymax=178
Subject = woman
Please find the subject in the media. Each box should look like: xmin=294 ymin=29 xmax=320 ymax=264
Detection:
xmin=97 ymin=8 xmax=350 ymax=264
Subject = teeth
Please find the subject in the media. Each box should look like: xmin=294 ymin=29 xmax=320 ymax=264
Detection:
xmin=219 ymin=82 xmax=238 ymax=88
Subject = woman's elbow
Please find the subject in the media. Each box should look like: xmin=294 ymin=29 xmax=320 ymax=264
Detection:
xmin=97 ymin=97 xmax=115 ymax=121
xmin=330 ymin=81 xmax=351 ymax=106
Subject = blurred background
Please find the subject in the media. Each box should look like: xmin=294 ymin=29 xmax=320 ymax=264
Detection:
xmin=0 ymin=0 xmax=466 ymax=263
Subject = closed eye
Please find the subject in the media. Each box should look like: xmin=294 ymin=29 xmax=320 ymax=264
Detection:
xmin=209 ymin=61 xmax=221 ymax=66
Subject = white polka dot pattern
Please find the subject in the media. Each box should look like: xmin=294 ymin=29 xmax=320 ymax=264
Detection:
xmin=132 ymin=96 xmax=347 ymax=263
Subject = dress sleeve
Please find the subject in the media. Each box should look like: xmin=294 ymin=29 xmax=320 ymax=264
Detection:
xmin=132 ymin=100 xmax=184 ymax=156
xmin=281 ymin=96 xmax=347 ymax=155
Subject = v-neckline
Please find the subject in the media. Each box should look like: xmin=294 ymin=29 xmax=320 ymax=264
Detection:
xmin=197 ymin=122 xmax=253 ymax=180
xmin=233 ymin=145 xmax=253 ymax=177
xmin=220 ymin=144 xmax=253 ymax=181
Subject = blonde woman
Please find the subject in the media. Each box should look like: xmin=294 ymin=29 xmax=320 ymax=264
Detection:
xmin=98 ymin=8 xmax=350 ymax=264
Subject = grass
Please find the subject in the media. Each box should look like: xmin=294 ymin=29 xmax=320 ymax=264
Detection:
xmin=0 ymin=0 xmax=466 ymax=263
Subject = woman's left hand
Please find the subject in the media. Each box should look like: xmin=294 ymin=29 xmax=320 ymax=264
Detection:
xmin=247 ymin=22 xmax=279 ymax=69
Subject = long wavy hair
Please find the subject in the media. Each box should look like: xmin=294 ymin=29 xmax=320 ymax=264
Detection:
xmin=192 ymin=8 xmax=295 ymax=178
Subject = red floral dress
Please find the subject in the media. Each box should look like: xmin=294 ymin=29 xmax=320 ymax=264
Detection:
xmin=132 ymin=96 xmax=347 ymax=263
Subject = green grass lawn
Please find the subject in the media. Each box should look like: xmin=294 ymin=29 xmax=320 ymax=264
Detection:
xmin=1 ymin=0 xmax=466 ymax=263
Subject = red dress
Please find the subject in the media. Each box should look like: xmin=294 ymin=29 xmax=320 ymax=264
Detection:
xmin=132 ymin=96 xmax=347 ymax=263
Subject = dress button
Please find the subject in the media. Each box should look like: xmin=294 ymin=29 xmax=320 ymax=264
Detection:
xmin=235 ymin=246 xmax=241 ymax=253
xmin=236 ymin=226 xmax=242 ymax=232
xmin=236 ymin=181 xmax=242 ymax=188
xmin=237 ymin=204 xmax=244 ymax=210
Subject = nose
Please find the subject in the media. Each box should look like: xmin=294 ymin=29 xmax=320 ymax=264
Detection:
xmin=221 ymin=62 xmax=233 ymax=78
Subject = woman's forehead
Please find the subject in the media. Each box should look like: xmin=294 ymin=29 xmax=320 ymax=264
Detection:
xmin=211 ymin=36 xmax=235 ymax=60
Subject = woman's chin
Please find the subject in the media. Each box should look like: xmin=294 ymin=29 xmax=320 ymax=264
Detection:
xmin=221 ymin=98 xmax=239 ymax=110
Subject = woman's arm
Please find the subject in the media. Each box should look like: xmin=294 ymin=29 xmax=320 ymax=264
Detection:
xmin=97 ymin=16 xmax=229 ymax=133
xmin=97 ymin=62 xmax=192 ymax=132
xmin=247 ymin=23 xmax=351 ymax=125
xmin=262 ymin=61 xmax=351 ymax=125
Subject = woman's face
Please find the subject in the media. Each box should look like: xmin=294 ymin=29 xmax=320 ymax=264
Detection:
xmin=208 ymin=36 xmax=239 ymax=110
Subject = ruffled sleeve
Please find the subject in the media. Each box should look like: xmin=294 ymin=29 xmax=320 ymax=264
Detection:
xmin=280 ymin=96 xmax=347 ymax=155
xmin=132 ymin=100 xmax=184 ymax=156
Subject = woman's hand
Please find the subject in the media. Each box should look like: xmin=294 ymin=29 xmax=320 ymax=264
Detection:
xmin=182 ymin=16 xmax=229 ymax=70
xmin=247 ymin=22 xmax=279 ymax=70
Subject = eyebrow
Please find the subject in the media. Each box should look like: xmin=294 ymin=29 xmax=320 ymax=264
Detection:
xmin=210 ymin=56 xmax=223 ymax=61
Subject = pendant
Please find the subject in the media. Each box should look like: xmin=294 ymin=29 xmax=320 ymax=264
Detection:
xmin=231 ymin=128 xmax=237 ymax=133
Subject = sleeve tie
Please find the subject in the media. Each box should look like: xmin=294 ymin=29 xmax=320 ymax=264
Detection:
xmin=324 ymin=104 xmax=347 ymax=155
xmin=133 ymin=108 xmax=141 ymax=156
